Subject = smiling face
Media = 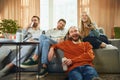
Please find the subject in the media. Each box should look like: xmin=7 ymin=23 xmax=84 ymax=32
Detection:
xmin=57 ymin=21 xmax=66 ymax=30
xmin=81 ymin=12 xmax=89 ymax=23
xmin=68 ymin=27 xmax=81 ymax=42
xmin=57 ymin=19 xmax=66 ymax=30
xmin=31 ymin=16 xmax=40 ymax=28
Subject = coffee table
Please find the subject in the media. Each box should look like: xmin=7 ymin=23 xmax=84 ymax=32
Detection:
xmin=0 ymin=41 xmax=40 ymax=80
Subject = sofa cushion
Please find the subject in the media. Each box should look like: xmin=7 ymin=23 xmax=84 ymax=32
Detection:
xmin=109 ymin=39 xmax=120 ymax=52
xmin=93 ymin=45 xmax=120 ymax=73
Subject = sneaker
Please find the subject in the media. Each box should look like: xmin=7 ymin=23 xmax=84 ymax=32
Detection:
xmin=20 ymin=58 xmax=38 ymax=68
xmin=36 ymin=67 xmax=48 ymax=78
xmin=106 ymin=44 xmax=117 ymax=49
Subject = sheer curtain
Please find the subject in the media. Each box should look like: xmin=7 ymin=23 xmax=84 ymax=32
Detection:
xmin=0 ymin=0 xmax=120 ymax=38
xmin=40 ymin=0 xmax=77 ymax=31
xmin=0 ymin=0 xmax=40 ymax=29
xmin=78 ymin=0 xmax=120 ymax=38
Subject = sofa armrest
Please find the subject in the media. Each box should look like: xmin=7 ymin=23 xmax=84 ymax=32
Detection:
xmin=93 ymin=45 xmax=120 ymax=73
xmin=109 ymin=39 xmax=120 ymax=52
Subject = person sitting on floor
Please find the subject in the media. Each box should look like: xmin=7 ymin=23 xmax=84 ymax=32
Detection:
xmin=48 ymin=26 xmax=102 ymax=80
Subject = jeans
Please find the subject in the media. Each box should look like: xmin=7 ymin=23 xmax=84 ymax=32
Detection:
xmin=68 ymin=65 xmax=98 ymax=80
xmin=34 ymin=34 xmax=57 ymax=64
xmin=12 ymin=45 xmax=36 ymax=66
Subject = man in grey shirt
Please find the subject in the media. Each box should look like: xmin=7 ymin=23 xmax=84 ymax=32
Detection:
xmin=0 ymin=16 xmax=43 ymax=78
xmin=21 ymin=19 xmax=67 ymax=78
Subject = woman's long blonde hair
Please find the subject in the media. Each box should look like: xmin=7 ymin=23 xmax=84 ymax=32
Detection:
xmin=80 ymin=12 xmax=92 ymax=37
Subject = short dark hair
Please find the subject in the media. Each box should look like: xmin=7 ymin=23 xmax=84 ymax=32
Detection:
xmin=58 ymin=19 xmax=66 ymax=24
xmin=32 ymin=16 xmax=40 ymax=21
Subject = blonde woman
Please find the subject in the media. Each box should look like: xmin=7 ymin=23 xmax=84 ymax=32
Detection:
xmin=80 ymin=12 xmax=110 ymax=49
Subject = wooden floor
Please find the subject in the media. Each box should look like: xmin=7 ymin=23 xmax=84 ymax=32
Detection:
xmin=0 ymin=72 xmax=120 ymax=80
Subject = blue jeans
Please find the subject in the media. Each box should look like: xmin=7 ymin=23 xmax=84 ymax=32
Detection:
xmin=34 ymin=34 xmax=57 ymax=64
xmin=12 ymin=45 xmax=36 ymax=66
xmin=68 ymin=65 xmax=98 ymax=80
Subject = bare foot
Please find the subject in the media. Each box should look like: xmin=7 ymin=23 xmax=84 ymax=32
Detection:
xmin=100 ymin=42 xmax=106 ymax=48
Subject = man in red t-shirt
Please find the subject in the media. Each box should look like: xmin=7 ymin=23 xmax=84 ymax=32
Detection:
xmin=48 ymin=26 xmax=102 ymax=80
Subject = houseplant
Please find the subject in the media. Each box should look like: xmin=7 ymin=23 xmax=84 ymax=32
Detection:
xmin=114 ymin=27 xmax=120 ymax=39
xmin=0 ymin=19 xmax=20 ymax=34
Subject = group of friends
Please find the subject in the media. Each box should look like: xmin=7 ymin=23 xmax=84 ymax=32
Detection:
xmin=0 ymin=12 xmax=111 ymax=80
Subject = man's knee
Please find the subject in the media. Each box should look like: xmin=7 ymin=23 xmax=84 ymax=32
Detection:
xmin=39 ymin=34 xmax=47 ymax=40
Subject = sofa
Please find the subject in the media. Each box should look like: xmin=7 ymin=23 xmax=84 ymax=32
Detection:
xmin=48 ymin=28 xmax=120 ymax=73
xmin=47 ymin=39 xmax=120 ymax=73
xmin=93 ymin=46 xmax=119 ymax=73
xmin=0 ymin=39 xmax=120 ymax=74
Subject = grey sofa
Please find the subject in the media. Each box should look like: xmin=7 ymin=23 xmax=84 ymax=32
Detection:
xmin=48 ymin=39 xmax=120 ymax=73
xmin=93 ymin=46 xmax=119 ymax=73
xmin=48 ymin=29 xmax=120 ymax=73
xmin=0 ymin=39 xmax=120 ymax=74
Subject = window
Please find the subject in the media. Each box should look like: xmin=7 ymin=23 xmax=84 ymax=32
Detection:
xmin=40 ymin=0 xmax=77 ymax=31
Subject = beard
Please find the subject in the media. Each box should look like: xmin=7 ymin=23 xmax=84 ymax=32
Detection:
xmin=33 ymin=23 xmax=38 ymax=28
xmin=68 ymin=35 xmax=81 ymax=42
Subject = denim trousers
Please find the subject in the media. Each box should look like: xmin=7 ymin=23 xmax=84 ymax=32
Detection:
xmin=12 ymin=45 xmax=36 ymax=66
xmin=34 ymin=34 xmax=57 ymax=64
xmin=68 ymin=65 xmax=98 ymax=80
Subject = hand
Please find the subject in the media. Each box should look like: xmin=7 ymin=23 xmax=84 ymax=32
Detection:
xmin=63 ymin=58 xmax=72 ymax=66
xmin=48 ymin=47 xmax=55 ymax=61
xmin=84 ymin=23 xmax=90 ymax=28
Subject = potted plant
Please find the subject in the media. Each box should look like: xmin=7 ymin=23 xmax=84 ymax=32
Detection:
xmin=0 ymin=19 xmax=20 ymax=38
xmin=0 ymin=19 xmax=20 ymax=34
